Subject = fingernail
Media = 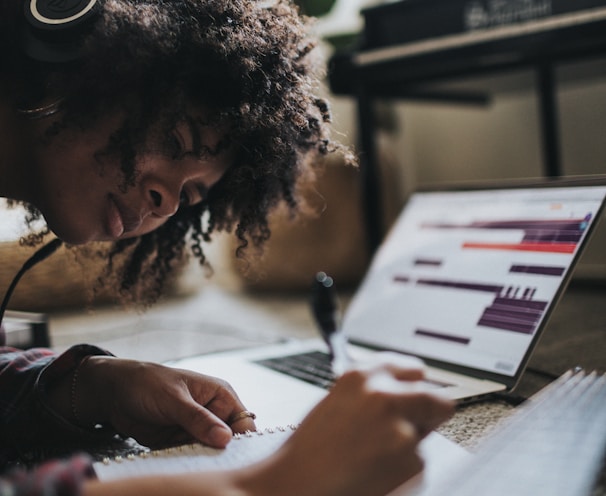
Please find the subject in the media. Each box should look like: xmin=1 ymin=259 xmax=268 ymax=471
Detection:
xmin=208 ymin=425 xmax=232 ymax=447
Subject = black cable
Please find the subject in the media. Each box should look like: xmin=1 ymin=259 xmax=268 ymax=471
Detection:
xmin=0 ymin=238 xmax=63 ymax=326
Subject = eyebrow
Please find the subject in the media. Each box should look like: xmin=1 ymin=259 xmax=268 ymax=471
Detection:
xmin=185 ymin=115 xmax=202 ymax=157
xmin=191 ymin=115 xmax=234 ymax=157
xmin=183 ymin=117 xmax=217 ymax=204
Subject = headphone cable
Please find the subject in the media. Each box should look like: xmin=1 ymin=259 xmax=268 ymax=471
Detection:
xmin=0 ymin=237 xmax=63 ymax=326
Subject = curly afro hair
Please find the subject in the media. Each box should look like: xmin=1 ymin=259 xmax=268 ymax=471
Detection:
xmin=1 ymin=0 xmax=353 ymax=305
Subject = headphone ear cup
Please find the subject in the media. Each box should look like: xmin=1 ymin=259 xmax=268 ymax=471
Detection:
xmin=24 ymin=0 xmax=98 ymax=29
xmin=22 ymin=0 xmax=99 ymax=63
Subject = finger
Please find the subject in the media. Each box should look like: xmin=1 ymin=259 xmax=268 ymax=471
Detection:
xmin=364 ymin=368 xmax=426 ymax=394
xmin=354 ymin=363 xmax=425 ymax=383
xmin=172 ymin=400 xmax=233 ymax=448
xmin=355 ymin=351 xmax=426 ymax=375
xmin=352 ymin=353 xmax=426 ymax=384
xmin=226 ymin=409 xmax=257 ymax=434
xmin=194 ymin=387 xmax=257 ymax=434
xmin=396 ymin=393 xmax=455 ymax=438
xmin=373 ymin=351 xmax=426 ymax=371
xmin=384 ymin=364 xmax=425 ymax=382
xmin=185 ymin=374 xmax=250 ymax=422
xmin=135 ymin=426 xmax=197 ymax=450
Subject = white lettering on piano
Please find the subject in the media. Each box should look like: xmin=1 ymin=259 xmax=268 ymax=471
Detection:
xmin=465 ymin=0 xmax=553 ymax=31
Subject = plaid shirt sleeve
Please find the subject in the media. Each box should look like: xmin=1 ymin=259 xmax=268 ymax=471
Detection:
xmin=0 ymin=344 xmax=117 ymax=495
xmin=0 ymin=454 xmax=96 ymax=496
xmin=0 ymin=344 xmax=117 ymax=464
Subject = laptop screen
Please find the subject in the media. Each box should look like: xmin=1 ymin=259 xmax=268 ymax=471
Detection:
xmin=343 ymin=180 xmax=606 ymax=381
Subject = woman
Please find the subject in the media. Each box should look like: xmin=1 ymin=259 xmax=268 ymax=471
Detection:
xmin=0 ymin=1 xmax=454 ymax=495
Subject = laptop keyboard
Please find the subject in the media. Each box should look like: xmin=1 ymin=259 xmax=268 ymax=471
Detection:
xmin=253 ymin=350 xmax=451 ymax=391
xmin=254 ymin=351 xmax=336 ymax=389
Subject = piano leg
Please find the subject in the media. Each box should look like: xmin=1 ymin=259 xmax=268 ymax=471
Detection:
xmin=537 ymin=62 xmax=562 ymax=178
xmin=355 ymin=84 xmax=384 ymax=255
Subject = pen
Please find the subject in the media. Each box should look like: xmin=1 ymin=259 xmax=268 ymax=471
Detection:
xmin=310 ymin=272 xmax=354 ymax=376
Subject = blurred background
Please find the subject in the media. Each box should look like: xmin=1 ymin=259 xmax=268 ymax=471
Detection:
xmin=1 ymin=0 xmax=605 ymax=360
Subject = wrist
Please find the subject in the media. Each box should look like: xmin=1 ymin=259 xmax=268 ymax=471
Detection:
xmin=73 ymin=355 xmax=112 ymax=427
xmin=45 ymin=354 xmax=109 ymax=428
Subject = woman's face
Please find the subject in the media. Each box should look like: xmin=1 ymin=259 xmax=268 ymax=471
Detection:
xmin=26 ymin=109 xmax=233 ymax=245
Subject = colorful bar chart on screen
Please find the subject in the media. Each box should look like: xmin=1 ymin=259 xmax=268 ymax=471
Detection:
xmin=343 ymin=185 xmax=606 ymax=376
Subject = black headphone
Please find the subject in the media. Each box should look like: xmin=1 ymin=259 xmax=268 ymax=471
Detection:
xmin=21 ymin=0 xmax=99 ymax=63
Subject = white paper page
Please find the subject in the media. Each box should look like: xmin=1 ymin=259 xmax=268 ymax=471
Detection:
xmin=94 ymin=426 xmax=294 ymax=481
xmin=95 ymin=427 xmax=471 ymax=494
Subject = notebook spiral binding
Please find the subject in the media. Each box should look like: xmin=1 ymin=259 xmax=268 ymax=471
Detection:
xmin=99 ymin=424 xmax=300 ymax=466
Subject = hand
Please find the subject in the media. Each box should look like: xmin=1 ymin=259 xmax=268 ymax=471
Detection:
xmin=244 ymin=363 xmax=454 ymax=496
xmin=82 ymin=363 xmax=453 ymax=496
xmin=76 ymin=356 xmax=256 ymax=448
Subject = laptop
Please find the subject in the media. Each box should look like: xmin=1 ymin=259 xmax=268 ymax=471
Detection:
xmin=168 ymin=177 xmax=606 ymax=429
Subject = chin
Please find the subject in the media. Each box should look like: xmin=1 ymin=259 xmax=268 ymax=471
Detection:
xmin=46 ymin=220 xmax=100 ymax=245
xmin=49 ymin=231 xmax=92 ymax=245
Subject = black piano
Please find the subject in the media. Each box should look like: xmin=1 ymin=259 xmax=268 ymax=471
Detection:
xmin=328 ymin=0 xmax=606 ymax=253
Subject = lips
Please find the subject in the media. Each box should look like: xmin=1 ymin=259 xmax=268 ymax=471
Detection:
xmin=108 ymin=195 xmax=142 ymax=238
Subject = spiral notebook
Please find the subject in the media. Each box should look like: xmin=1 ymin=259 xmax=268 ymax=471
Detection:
xmin=94 ymin=371 xmax=606 ymax=496
xmin=93 ymin=425 xmax=469 ymax=494
xmin=94 ymin=425 xmax=297 ymax=480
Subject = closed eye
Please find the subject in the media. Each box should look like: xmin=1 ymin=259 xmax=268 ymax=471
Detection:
xmin=179 ymin=183 xmax=209 ymax=207
xmin=165 ymin=132 xmax=185 ymax=160
xmin=179 ymin=189 xmax=192 ymax=206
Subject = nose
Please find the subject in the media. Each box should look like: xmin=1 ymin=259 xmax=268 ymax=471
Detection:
xmin=148 ymin=186 xmax=180 ymax=217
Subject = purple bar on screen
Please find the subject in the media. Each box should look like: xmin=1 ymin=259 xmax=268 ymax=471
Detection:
xmin=478 ymin=317 xmax=536 ymax=334
xmin=415 ymin=329 xmax=470 ymax=345
xmin=510 ymin=265 xmax=565 ymax=276
xmin=492 ymin=297 xmax=547 ymax=310
xmin=484 ymin=307 xmax=543 ymax=320
xmin=478 ymin=295 xmax=548 ymax=334
xmin=522 ymin=230 xmax=582 ymax=243
xmin=414 ymin=259 xmax=442 ymax=266
xmin=417 ymin=278 xmax=503 ymax=294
